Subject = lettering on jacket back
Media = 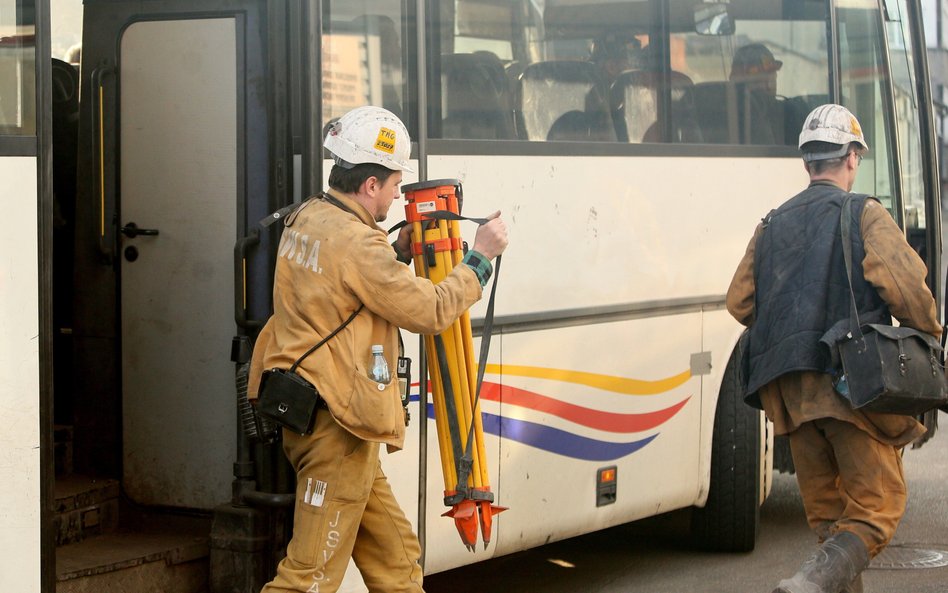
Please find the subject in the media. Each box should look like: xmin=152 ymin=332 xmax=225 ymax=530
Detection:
xmin=278 ymin=229 xmax=321 ymax=273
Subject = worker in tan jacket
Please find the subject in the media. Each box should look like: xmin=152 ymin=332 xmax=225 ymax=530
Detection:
xmin=250 ymin=106 xmax=508 ymax=593
xmin=727 ymin=104 xmax=940 ymax=593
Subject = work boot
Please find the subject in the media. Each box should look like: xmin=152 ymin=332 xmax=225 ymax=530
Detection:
xmin=771 ymin=531 xmax=869 ymax=593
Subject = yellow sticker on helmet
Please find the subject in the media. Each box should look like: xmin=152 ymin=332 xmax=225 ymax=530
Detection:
xmin=374 ymin=127 xmax=397 ymax=154
xmin=850 ymin=116 xmax=862 ymax=138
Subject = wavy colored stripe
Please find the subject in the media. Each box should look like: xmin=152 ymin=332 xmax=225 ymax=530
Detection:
xmin=425 ymin=404 xmax=658 ymax=461
xmin=483 ymin=364 xmax=691 ymax=395
xmin=479 ymin=383 xmax=690 ymax=433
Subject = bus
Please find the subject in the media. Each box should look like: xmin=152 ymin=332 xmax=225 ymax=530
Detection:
xmin=3 ymin=0 xmax=941 ymax=591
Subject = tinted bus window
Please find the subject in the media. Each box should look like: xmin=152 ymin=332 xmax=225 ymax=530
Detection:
xmin=839 ymin=0 xmax=898 ymax=213
xmin=427 ymin=0 xmax=830 ymax=146
xmin=883 ymin=0 xmax=926 ymax=229
xmin=0 ymin=0 xmax=35 ymax=136
xmin=674 ymin=1 xmax=828 ymax=145
xmin=322 ymin=1 xmax=414 ymax=135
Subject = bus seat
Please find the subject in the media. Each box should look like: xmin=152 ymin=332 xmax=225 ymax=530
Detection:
xmin=693 ymin=81 xmax=739 ymax=144
xmin=610 ymin=70 xmax=701 ymax=143
xmin=547 ymin=110 xmax=615 ymax=142
xmin=694 ymin=80 xmax=806 ymax=145
xmin=516 ymin=60 xmax=615 ymax=142
xmin=734 ymin=82 xmax=779 ymax=145
xmin=440 ymin=52 xmax=516 ymax=140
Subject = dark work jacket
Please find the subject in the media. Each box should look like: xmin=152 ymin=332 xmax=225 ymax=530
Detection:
xmin=745 ymin=182 xmax=890 ymax=396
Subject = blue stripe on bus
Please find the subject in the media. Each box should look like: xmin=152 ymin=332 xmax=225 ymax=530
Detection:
xmin=425 ymin=403 xmax=660 ymax=461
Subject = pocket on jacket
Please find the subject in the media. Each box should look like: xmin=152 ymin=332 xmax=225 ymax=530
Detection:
xmin=345 ymin=370 xmax=401 ymax=438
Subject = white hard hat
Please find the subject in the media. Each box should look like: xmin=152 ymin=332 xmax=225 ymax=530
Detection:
xmin=798 ymin=104 xmax=869 ymax=162
xmin=324 ymin=106 xmax=414 ymax=172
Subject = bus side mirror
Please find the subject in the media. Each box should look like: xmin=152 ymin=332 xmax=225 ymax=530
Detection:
xmin=694 ymin=4 xmax=735 ymax=36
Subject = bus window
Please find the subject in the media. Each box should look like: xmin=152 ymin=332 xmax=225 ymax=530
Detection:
xmin=839 ymin=0 xmax=898 ymax=215
xmin=678 ymin=0 xmax=828 ymax=146
xmin=428 ymin=0 xmax=830 ymax=146
xmin=0 ymin=0 xmax=35 ymax=136
xmin=321 ymin=1 xmax=413 ymax=135
xmin=883 ymin=0 xmax=926 ymax=235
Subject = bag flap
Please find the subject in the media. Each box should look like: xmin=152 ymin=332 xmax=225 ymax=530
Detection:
xmin=863 ymin=324 xmax=942 ymax=351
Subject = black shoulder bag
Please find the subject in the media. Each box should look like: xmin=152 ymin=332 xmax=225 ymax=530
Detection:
xmin=832 ymin=195 xmax=948 ymax=415
xmin=257 ymin=305 xmax=364 ymax=434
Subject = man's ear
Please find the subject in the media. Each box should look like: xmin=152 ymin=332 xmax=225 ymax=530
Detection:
xmin=362 ymin=175 xmax=380 ymax=196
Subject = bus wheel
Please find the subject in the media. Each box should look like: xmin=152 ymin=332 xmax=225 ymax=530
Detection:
xmin=690 ymin=347 xmax=761 ymax=552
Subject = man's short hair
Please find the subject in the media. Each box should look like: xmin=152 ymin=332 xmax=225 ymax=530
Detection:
xmin=328 ymin=162 xmax=396 ymax=194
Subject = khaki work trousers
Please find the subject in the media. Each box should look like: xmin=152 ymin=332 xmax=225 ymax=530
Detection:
xmin=788 ymin=417 xmax=907 ymax=558
xmin=262 ymin=410 xmax=424 ymax=593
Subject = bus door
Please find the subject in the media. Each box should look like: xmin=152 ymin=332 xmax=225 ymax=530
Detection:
xmin=117 ymin=16 xmax=240 ymax=508
xmin=842 ymin=0 xmax=941 ymax=293
xmin=71 ymin=0 xmax=268 ymax=511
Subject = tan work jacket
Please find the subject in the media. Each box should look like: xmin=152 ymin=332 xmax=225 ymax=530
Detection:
xmin=727 ymin=196 xmax=941 ymax=446
xmin=249 ymin=190 xmax=482 ymax=450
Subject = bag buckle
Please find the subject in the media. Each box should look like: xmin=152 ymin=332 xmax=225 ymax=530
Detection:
xmin=278 ymin=403 xmax=288 ymax=414
xmin=898 ymin=340 xmax=910 ymax=376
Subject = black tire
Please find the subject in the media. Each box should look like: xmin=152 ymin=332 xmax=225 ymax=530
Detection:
xmin=690 ymin=347 xmax=761 ymax=552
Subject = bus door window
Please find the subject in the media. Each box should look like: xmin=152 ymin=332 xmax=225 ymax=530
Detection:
xmin=882 ymin=0 xmax=928 ymax=257
xmin=677 ymin=0 xmax=828 ymax=146
xmin=0 ymin=0 xmax=36 ymax=135
xmin=839 ymin=0 xmax=899 ymax=218
xmin=321 ymin=1 xmax=414 ymax=136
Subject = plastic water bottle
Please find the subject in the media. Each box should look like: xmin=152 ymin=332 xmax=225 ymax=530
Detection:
xmin=370 ymin=345 xmax=391 ymax=384
xmin=833 ymin=373 xmax=850 ymax=397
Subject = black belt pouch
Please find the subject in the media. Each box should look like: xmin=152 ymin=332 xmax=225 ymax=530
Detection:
xmin=257 ymin=368 xmax=321 ymax=435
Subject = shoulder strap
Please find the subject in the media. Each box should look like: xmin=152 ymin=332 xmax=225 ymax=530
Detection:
xmin=751 ymin=210 xmax=775 ymax=310
xmin=840 ymin=194 xmax=866 ymax=340
xmin=289 ymin=304 xmax=365 ymax=373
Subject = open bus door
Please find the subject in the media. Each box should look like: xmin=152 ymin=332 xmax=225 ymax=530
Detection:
xmin=876 ymin=0 xmax=944 ymax=445
xmin=60 ymin=0 xmax=284 ymax=589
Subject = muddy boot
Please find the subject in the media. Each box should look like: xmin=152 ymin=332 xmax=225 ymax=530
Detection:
xmin=772 ymin=531 xmax=869 ymax=593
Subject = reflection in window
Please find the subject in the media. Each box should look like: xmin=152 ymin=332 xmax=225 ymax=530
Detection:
xmin=321 ymin=1 xmax=410 ymax=135
xmin=0 ymin=0 xmax=36 ymax=136
xmin=425 ymin=0 xmax=832 ymax=145
xmin=839 ymin=0 xmax=898 ymax=214
xmin=675 ymin=3 xmax=829 ymax=146
xmin=884 ymin=0 xmax=925 ymax=231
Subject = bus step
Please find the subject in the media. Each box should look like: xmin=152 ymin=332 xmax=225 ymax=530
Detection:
xmin=56 ymin=529 xmax=209 ymax=593
xmin=54 ymin=475 xmax=120 ymax=546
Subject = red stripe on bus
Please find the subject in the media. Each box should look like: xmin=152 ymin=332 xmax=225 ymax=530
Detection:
xmin=479 ymin=383 xmax=690 ymax=433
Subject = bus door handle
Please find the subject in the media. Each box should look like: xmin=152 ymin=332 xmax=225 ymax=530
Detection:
xmin=235 ymin=230 xmax=264 ymax=331
xmin=91 ymin=65 xmax=116 ymax=262
xmin=120 ymin=222 xmax=160 ymax=238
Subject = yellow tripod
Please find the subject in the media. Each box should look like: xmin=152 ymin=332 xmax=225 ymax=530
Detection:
xmin=403 ymin=179 xmax=505 ymax=551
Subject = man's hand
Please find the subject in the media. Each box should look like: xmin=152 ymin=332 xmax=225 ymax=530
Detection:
xmin=394 ymin=224 xmax=413 ymax=262
xmin=472 ymin=211 xmax=509 ymax=260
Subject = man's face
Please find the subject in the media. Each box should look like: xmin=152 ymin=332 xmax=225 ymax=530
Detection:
xmin=372 ymin=171 xmax=403 ymax=223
